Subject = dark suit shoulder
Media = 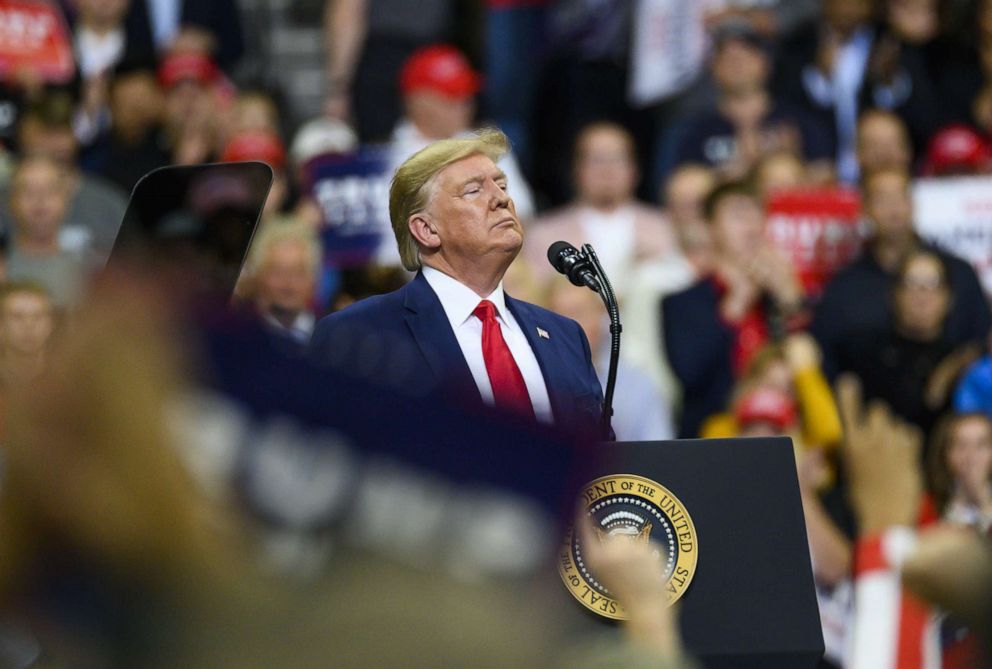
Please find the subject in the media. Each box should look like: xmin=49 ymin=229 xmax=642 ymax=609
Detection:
xmin=828 ymin=252 xmax=883 ymax=282
xmin=663 ymin=278 xmax=718 ymax=311
xmin=314 ymin=285 xmax=407 ymax=330
xmin=933 ymin=244 xmax=980 ymax=276
xmin=309 ymin=284 xmax=411 ymax=360
xmin=815 ymin=255 xmax=887 ymax=308
xmin=307 ymin=284 xmax=424 ymax=379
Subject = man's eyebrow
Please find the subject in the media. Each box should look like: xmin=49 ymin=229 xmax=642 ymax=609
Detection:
xmin=456 ymin=175 xmax=485 ymax=189
xmin=456 ymin=171 xmax=508 ymax=189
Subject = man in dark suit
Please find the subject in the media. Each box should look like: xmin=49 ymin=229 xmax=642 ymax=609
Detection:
xmin=662 ymin=181 xmax=803 ymax=438
xmin=124 ymin=0 xmax=245 ymax=73
xmin=812 ymin=167 xmax=991 ymax=379
xmin=771 ymin=0 xmax=937 ymax=183
xmin=309 ymin=129 xmax=606 ymax=438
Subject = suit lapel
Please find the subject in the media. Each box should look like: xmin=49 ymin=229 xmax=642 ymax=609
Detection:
xmin=402 ymin=272 xmax=480 ymax=401
xmin=505 ymin=295 xmax=569 ymax=425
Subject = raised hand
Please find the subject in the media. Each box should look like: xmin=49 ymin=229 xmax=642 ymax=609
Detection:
xmin=836 ymin=376 xmax=923 ymax=534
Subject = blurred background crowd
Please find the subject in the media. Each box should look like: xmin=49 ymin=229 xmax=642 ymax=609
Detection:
xmin=0 ymin=0 xmax=991 ymax=667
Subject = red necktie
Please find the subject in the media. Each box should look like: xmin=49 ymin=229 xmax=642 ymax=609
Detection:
xmin=473 ymin=300 xmax=534 ymax=418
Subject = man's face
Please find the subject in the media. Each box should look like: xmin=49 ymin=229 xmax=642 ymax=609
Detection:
xmin=665 ymin=167 xmax=715 ymax=227
xmin=422 ymin=153 xmax=522 ymax=267
xmin=757 ymin=360 xmax=794 ymax=397
xmin=20 ymin=119 xmax=78 ymax=167
xmin=710 ymin=193 xmax=766 ymax=261
xmin=574 ymin=128 xmax=637 ymax=207
xmin=711 ymin=40 xmax=769 ymax=93
xmin=11 ymin=162 xmax=69 ymax=241
xmin=164 ymin=80 xmax=212 ymax=128
xmin=824 ymin=0 xmax=874 ymax=35
xmin=110 ymin=73 xmax=163 ymax=137
xmin=893 ymin=253 xmax=949 ymax=335
xmin=232 ymin=95 xmax=279 ymax=135
xmin=76 ymin=0 xmax=129 ymax=26
xmin=858 ymin=115 xmax=912 ymax=174
xmin=406 ymin=91 xmax=475 ymax=140
xmin=888 ymin=0 xmax=939 ymax=43
xmin=865 ymin=172 xmax=913 ymax=239
xmin=1 ymin=292 xmax=54 ymax=356
xmin=756 ymin=154 xmax=805 ymax=196
xmin=255 ymin=240 xmax=315 ymax=316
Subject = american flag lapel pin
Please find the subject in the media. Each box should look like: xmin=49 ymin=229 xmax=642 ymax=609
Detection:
xmin=537 ymin=327 xmax=550 ymax=340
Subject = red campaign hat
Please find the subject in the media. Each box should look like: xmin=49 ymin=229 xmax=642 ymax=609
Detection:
xmin=734 ymin=388 xmax=798 ymax=431
xmin=923 ymin=124 xmax=992 ymax=176
xmin=159 ymin=52 xmax=219 ymax=88
xmin=399 ymin=44 xmax=481 ymax=99
xmin=221 ymin=130 xmax=286 ymax=169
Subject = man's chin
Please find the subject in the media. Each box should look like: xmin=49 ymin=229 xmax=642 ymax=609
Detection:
xmin=489 ymin=237 xmax=523 ymax=266
xmin=500 ymin=229 xmax=524 ymax=254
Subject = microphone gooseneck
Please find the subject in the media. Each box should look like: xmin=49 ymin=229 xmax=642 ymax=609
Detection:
xmin=545 ymin=241 xmax=620 ymax=442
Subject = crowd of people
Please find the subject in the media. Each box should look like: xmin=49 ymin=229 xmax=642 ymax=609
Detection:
xmin=0 ymin=0 xmax=991 ymax=668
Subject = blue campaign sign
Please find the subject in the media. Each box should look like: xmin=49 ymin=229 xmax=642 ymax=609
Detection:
xmin=303 ymin=146 xmax=392 ymax=269
xmin=188 ymin=311 xmax=597 ymax=578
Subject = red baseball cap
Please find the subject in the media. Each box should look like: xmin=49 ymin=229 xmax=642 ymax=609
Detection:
xmin=399 ymin=44 xmax=481 ymax=99
xmin=159 ymin=52 xmax=219 ymax=88
xmin=734 ymin=388 xmax=797 ymax=432
xmin=923 ymin=124 xmax=992 ymax=176
xmin=221 ymin=130 xmax=286 ymax=170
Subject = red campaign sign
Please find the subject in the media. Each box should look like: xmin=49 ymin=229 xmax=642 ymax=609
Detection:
xmin=765 ymin=188 xmax=866 ymax=296
xmin=0 ymin=0 xmax=74 ymax=83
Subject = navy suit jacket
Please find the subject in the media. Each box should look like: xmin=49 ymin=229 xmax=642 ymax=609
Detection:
xmin=125 ymin=0 xmax=246 ymax=71
xmin=662 ymin=279 xmax=736 ymax=440
xmin=309 ymin=272 xmax=606 ymax=439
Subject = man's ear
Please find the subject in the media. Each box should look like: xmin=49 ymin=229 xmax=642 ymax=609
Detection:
xmin=408 ymin=213 xmax=441 ymax=251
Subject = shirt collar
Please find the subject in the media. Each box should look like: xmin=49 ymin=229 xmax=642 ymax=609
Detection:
xmin=422 ymin=266 xmax=509 ymax=328
xmin=263 ymin=310 xmax=315 ymax=336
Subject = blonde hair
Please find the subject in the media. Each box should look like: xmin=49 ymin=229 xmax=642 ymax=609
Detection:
xmin=244 ymin=217 xmax=322 ymax=277
xmin=389 ymin=128 xmax=509 ymax=271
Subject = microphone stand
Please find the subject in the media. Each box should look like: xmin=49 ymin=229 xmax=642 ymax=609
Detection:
xmin=581 ymin=244 xmax=620 ymax=441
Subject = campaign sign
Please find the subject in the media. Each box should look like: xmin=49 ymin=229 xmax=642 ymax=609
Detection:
xmin=0 ymin=0 xmax=74 ymax=83
xmin=913 ymin=176 xmax=992 ymax=295
xmin=184 ymin=312 xmax=595 ymax=581
xmin=765 ymin=188 xmax=865 ymax=296
xmin=304 ymin=146 xmax=392 ymax=269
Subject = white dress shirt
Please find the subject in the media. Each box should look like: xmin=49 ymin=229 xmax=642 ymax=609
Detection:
xmin=74 ymin=27 xmax=125 ymax=78
xmin=264 ymin=310 xmax=316 ymax=344
xmin=146 ymin=0 xmax=182 ymax=50
xmin=423 ymin=266 xmax=553 ymax=424
xmin=801 ymin=26 xmax=873 ymax=183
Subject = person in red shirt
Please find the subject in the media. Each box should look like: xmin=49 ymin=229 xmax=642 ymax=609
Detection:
xmin=662 ymin=180 xmax=803 ymax=437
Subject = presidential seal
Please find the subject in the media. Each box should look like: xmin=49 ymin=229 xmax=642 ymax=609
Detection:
xmin=558 ymin=474 xmax=698 ymax=620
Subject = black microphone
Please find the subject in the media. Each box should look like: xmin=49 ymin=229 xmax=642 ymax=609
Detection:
xmin=547 ymin=241 xmax=601 ymax=293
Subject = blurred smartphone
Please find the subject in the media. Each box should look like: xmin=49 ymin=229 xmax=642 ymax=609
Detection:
xmin=105 ymin=162 xmax=273 ymax=300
